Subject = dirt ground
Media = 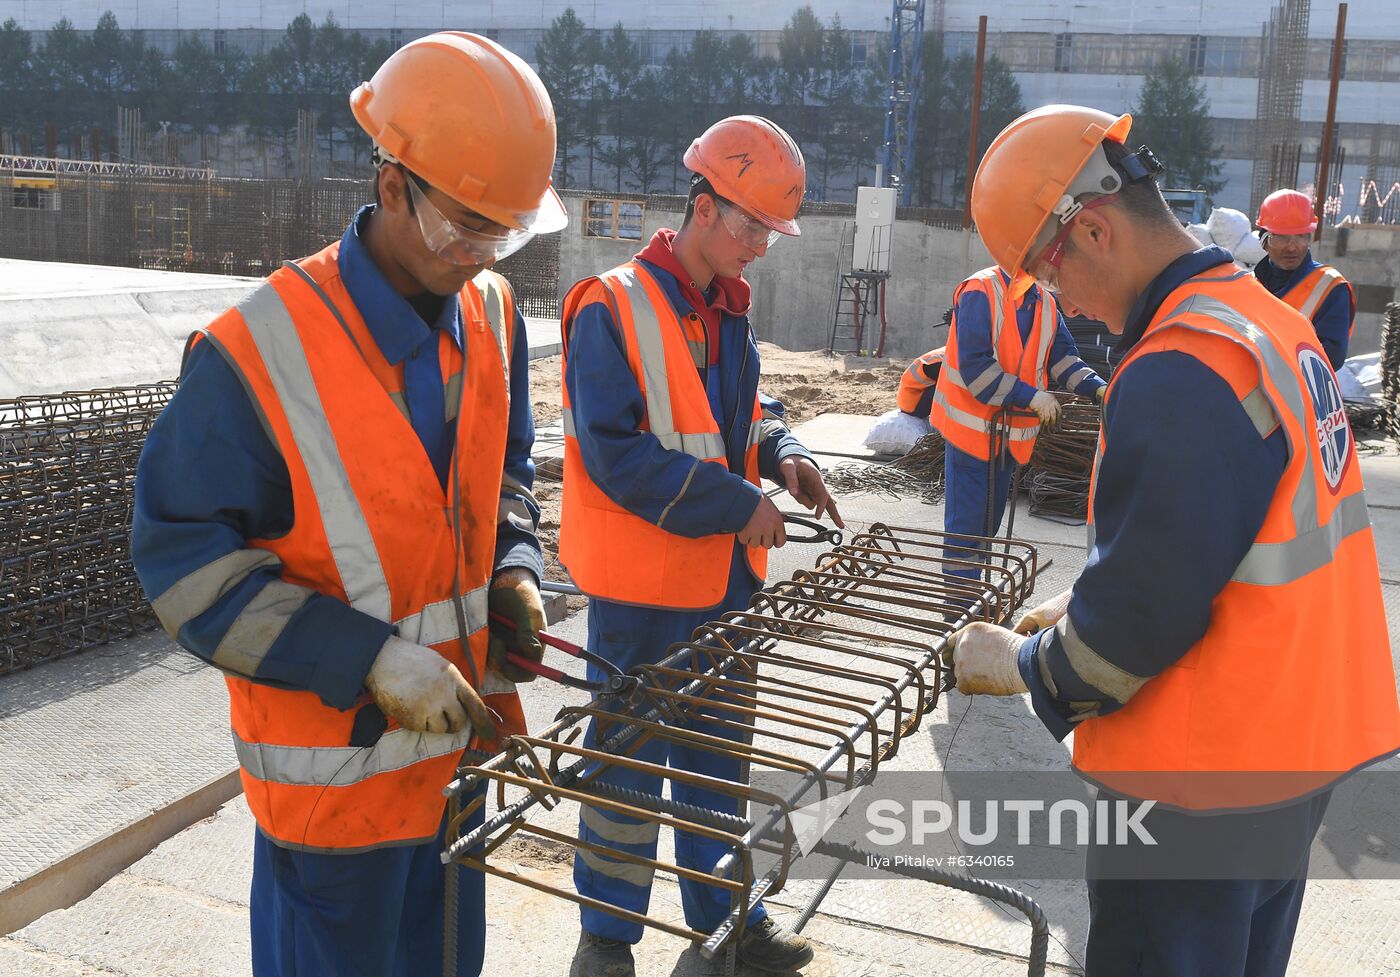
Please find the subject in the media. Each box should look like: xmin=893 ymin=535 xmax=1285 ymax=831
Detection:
xmin=528 ymin=341 xmax=904 ymax=428
xmin=528 ymin=343 xmax=904 ymax=585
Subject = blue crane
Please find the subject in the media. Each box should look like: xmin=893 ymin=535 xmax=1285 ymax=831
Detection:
xmin=881 ymin=0 xmax=926 ymax=203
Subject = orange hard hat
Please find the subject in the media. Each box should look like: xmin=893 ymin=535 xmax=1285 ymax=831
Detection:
xmin=684 ymin=116 xmax=806 ymax=236
xmin=971 ymin=105 xmax=1133 ymax=289
xmin=350 ymin=31 xmax=567 ymax=234
xmin=1257 ymin=189 xmax=1318 ymax=236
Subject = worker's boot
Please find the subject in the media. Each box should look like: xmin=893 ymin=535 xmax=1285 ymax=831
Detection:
xmin=735 ymin=917 xmax=815 ymax=973
xmin=570 ymin=931 xmax=635 ymax=977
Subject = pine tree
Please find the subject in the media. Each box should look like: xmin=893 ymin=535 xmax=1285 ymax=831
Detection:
xmin=1131 ymin=56 xmax=1224 ymax=194
xmin=594 ymin=24 xmax=641 ymax=192
xmin=535 ymin=8 xmax=597 ymax=190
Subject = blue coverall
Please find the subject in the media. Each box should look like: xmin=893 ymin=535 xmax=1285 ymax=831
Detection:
xmin=1254 ymin=251 xmax=1354 ymax=370
xmin=563 ymin=232 xmax=814 ymax=943
xmin=1017 ymin=247 xmax=1323 ymax=977
xmin=131 ymin=206 xmax=541 ymax=977
xmin=943 ymin=273 xmax=1106 ymax=585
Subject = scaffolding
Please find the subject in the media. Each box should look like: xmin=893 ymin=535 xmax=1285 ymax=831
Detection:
xmin=1250 ymin=0 xmax=1310 ymax=212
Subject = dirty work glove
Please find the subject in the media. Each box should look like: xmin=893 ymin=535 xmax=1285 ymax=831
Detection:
xmin=940 ymin=622 xmax=1028 ymax=696
xmin=1093 ymin=385 xmax=1106 ymax=404
xmin=1013 ymin=589 xmax=1073 ymax=635
xmin=1028 ymin=390 xmax=1061 ymax=426
xmin=365 ymin=635 xmax=496 ymax=739
xmin=488 ymin=568 xmax=545 ymax=683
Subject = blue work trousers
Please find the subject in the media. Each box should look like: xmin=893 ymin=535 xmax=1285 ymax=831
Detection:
xmin=250 ymin=787 xmax=486 ymax=977
xmin=942 ymin=442 xmax=1016 ymax=588
xmin=574 ymin=550 xmax=768 ymax=943
xmin=1084 ymin=790 xmax=1328 ymax=976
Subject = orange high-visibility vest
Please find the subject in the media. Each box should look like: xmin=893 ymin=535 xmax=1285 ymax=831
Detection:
xmin=198 ymin=243 xmax=526 ymax=851
xmin=559 ymin=261 xmax=767 ymax=610
xmin=1076 ymin=267 xmax=1399 ymax=811
xmin=897 ymin=347 xmax=945 ymax=417
xmin=928 ymin=268 xmax=1056 ymax=464
xmin=1278 ymin=263 xmax=1355 ymax=337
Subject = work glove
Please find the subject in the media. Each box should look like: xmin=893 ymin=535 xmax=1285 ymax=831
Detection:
xmin=1013 ymin=589 xmax=1073 ymax=636
xmin=365 ymin=635 xmax=497 ymax=739
xmin=1093 ymin=386 xmax=1106 ymax=405
xmin=1028 ymin=390 xmax=1061 ymax=426
xmin=940 ymin=622 xmax=1029 ymax=697
xmin=488 ymin=568 xmax=546 ymax=683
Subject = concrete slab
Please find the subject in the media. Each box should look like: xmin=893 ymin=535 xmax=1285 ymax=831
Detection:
xmin=787 ymin=413 xmax=888 ymax=460
xmin=0 ymin=630 xmax=238 ymax=934
xmin=525 ymin=315 xmax=563 ymax=360
xmin=0 ymin=261 xmax=564 ymax=396
xmin=0 ymin=258 xmax=259 ymax=395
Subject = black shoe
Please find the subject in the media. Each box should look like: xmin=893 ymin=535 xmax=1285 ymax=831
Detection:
xmin=570 ymin=931 xmax=636 ymax=977
xmin=735 ymin=917 xmax=815 ymax=973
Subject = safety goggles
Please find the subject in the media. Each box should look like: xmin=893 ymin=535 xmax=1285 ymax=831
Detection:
xmin=1024 ymin=194 xmax=1118 ymax=294
xmin=405 ymin=175 xmax=535 ymax=266
xmin=719 ymin=202 xmax=781 ymax=250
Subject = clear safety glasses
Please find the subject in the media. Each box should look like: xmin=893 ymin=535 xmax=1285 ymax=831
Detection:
xmin=719 ymin=202 xmax=781 ymax=250
xmin=1024 ymin=193 xmax=1118 ymax=294
xmin=405 ymin=175 xmax=536 ymax=266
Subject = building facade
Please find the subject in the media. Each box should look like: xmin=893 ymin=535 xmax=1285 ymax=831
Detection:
xmin=5 ymin=1 xmax=1399 ymax=213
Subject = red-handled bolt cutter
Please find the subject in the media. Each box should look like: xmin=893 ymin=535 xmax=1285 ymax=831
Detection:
xmin=489 ymin=611 xmax=642 ymax=701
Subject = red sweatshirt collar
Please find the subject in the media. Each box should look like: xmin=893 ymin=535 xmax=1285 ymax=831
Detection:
xmin=635 ymin=228 xmax=751 ymax=317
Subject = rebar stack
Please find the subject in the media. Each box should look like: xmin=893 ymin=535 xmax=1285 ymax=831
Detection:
xmin=1382 ymin=303 xmax=1400 ymax=438
xmin=0 ymin=384 xmax=173 ymax=674
xmin=1024 ymin=397 xmax=1101 ymax=523
xmin=442 ymin=524 xmax=1045 ymax=969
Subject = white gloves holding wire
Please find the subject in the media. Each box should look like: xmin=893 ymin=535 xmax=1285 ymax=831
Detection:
xmin=941 ymin=622 xmax=1029 ymax=696
xmin=1028 ymin=390 xmax=1061 ymax=425
xmin=1013 ymin=589 xmax=1073 ymax=635
xmin=366 ymin=635 xmax=497 ymax=739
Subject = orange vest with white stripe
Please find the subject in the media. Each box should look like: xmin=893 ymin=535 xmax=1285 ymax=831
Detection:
xmin=897 ymin=347 xmax=945 ymax=416
xmin=198 ymin=243 xmax=526 ymax=851
xmin=1278 ymin=263 xmax=1355 ymax=337
xmin=559 ymin=260 xmax=767 ymax=610
xmin=928 ymin=268 xmax=1056 ymax=463
xmin=1075 ymin=267 xmax=1399 ymax=811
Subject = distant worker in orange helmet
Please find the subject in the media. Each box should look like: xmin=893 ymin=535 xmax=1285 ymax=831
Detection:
xmin=1253 ymin=188 xmax=1355 ymax=370
xmin=131 ymin=33 xmax=566 ymax=976
xmin=944 ymin=105 xmax=1399 ymax=976
xmin=559 ymin=116 xmax=841 ymax=976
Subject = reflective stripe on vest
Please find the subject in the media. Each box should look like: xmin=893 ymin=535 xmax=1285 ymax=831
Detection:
xmin=560 ymin=406 xmax=725 ymax=459
xmin=1285 ymin=265 xmax=1348 ymax=320
xmin=237 ymin=284 xmax=392 ymax=622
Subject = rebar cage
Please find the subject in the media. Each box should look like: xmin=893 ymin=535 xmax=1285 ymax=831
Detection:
xmin=0 ymin=383 xmax=175 ymax=673
xmin=442 ymin=523 xmax=1044 ymax=968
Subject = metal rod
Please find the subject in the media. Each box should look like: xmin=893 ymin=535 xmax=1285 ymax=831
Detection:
xmin=1315 ymin=2 xmax=1347 ymax=243
xmin=962 ymin=15 xmax=989 ymax=229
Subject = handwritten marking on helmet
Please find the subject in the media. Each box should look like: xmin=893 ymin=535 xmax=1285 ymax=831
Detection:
xmin=726 ymin=152 xmax=755 ymax=179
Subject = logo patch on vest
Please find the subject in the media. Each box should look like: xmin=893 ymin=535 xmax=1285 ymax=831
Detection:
xmin=1297 ymin=346 xmax=1351 ymax=492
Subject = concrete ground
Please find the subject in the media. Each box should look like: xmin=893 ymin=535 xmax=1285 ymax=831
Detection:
xmin=4 ymin=415 xmax=1400 ymax=976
